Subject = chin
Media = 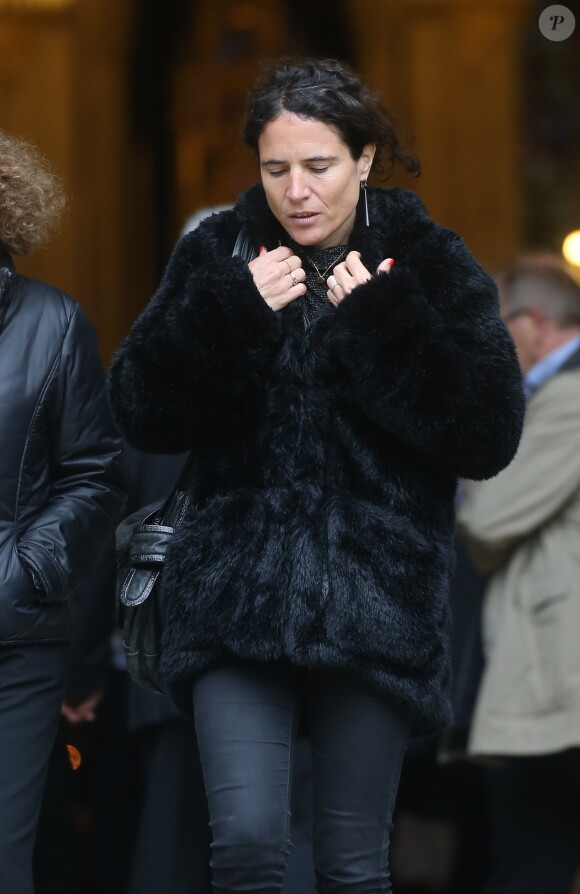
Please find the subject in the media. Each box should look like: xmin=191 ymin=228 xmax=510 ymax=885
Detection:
xmin=290 ymin=230 xmax=328 ymax=249
xmin=293 ymin=236 xmax=320 ymax=248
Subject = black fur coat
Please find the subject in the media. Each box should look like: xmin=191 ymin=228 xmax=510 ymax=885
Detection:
xmin=109 ymin=184 xmax=525 ymax=733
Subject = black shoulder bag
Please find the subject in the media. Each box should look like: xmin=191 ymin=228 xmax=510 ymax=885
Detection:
xmin=117 ymin=226 xmax=257 ymax=693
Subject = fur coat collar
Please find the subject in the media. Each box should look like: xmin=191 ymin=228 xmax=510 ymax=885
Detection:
xmin=233 ymin=181 xmax=429 ymax=274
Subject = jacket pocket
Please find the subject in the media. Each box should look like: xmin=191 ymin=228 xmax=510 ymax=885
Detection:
xmin=0 ymin=540 xmax=42 ymax=610
xmin=523 ymin=565 xmax=567 ymax=612
xmin=524 ymin=582 xmax=575 ymax=710
xmin=16 ymin=541 xmax=66 ymax=602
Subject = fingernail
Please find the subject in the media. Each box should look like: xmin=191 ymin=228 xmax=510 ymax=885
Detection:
xmin=259 ymin=245 xmax=266 ymax=253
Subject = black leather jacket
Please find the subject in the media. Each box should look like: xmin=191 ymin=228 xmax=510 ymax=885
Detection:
xmin=0 ymin=251 xmax=126 ymax=643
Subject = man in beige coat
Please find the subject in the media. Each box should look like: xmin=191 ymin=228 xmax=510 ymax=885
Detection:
xmin=458 ymin=254 xmax=580 ymax=894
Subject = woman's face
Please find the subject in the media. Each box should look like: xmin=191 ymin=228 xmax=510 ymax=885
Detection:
xmin=258 ymin=112 xmax=375 ymax=250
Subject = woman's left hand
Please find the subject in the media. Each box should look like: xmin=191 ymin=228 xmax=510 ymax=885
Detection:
xmin=326 ymin=252 xmax=395 ymax=306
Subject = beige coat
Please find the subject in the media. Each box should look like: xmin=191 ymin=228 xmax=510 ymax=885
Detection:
xmin=458 ymin=364 xmax=580 ymax=756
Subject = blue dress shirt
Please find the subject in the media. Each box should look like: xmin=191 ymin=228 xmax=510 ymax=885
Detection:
xmin=524 ymin=335 xmax=580 ymax=398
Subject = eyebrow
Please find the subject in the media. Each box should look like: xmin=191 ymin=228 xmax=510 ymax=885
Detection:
xmin=260 ymin=155 xmax=339 ymax=167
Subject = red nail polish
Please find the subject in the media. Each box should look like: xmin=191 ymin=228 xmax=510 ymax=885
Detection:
xmin=259 ymin=245 xmax=266 ymax=253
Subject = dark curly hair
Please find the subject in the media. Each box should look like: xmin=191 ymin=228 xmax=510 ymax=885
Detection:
xmin=243 ymin=57 xmax=420 ymax=180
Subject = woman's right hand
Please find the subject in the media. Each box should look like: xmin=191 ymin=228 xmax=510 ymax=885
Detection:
xmin=248 ymin=246 xmax=306 ymax=311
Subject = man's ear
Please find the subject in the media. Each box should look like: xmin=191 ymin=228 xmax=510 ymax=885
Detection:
xmin=527 ymin=307 xmax=547 ymax=327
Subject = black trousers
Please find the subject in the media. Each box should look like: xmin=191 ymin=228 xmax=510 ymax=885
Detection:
xmin=0 ymin=643 xmax=68 ymax=894
xmin=127 ymin=719 xmax=317 ymax=894
xmin=484 ymin=749 xmax=580 ymax=894
xmin=192 ymin=664 xmax=410 ymax=894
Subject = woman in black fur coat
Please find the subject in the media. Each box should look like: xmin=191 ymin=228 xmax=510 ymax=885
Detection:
xmin=109 ymin=58 xmax=525 ymax=893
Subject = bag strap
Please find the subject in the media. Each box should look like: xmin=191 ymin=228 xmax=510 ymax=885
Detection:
xmin=154 ymin=450 xmax=197 ymax=526
xmin=158 ymin=226 xmax=258 ymax=513
xmin=232 ymin=225 xmax=258 ymax=263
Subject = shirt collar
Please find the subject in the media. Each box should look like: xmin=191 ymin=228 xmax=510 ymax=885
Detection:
xmin=524 ymin=335 xmax=580 ymax=398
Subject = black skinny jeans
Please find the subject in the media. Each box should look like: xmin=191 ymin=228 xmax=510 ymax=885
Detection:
xmin=192 ymin=664 xmax=410 ymax=894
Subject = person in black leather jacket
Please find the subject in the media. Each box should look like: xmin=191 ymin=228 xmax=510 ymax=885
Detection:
xmin=0 ymin=128 xmax=127 ymax=894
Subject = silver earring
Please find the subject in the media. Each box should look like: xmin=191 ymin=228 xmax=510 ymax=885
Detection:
xmin=361 ymin=180 xmax=369 ymax=227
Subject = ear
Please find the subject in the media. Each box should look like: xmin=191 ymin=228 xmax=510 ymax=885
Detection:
xmin=528 ymin=307 xmax=547 ymax=327
xmin=358 ymin=144 xmax=376 ymax=180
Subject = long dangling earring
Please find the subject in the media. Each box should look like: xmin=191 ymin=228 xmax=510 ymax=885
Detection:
xmin=361 ymin=180 xmax=370 ymax=227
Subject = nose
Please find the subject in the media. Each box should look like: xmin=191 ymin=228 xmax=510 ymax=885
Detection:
xmin=286 ymin=169 xmax=310 ymax=202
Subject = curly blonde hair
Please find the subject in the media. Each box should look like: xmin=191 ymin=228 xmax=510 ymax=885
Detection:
xmin=0 ymin=129 xmax=66 ymax=257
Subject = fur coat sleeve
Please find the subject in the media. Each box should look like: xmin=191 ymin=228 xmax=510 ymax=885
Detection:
xmin=328 ymin=194 xmax=525 ymax=481
xmin=108 ymin=212 xmax=282 ymax=453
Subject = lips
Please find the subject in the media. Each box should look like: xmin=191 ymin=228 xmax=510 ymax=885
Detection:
xmin=289 ymin=212 xmax=319 ymax=224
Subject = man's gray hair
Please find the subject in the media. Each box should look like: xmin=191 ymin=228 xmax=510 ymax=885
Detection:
xmin=497 ymin=254 xmax=580 ymax=327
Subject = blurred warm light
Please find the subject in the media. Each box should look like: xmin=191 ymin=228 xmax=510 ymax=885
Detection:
xmin=66 ymin=744 xmax=82 ymax=771
xmin=562 ymin=231 xmax=580 ymax=268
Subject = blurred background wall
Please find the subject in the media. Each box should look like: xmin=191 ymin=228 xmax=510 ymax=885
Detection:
xmin=0 ymin=0 xmax=578 ymax=361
